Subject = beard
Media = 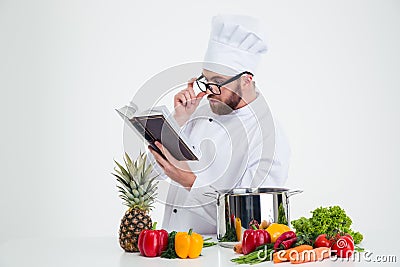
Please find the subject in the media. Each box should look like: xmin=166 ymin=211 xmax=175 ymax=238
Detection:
xmin=208 ymin=83 xmax=242 ymax=115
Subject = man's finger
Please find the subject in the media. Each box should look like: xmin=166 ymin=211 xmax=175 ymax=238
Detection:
xmin=148 ymin=146 xmax=168 ymax=169
xmin=196 ymin=91 xmax=206 ymax=99
xmin=155 ymin=141 xmax=169 ymax=157
xmin=187 ymin=87 xmax=196 ymax=104
xmin=182 ymin=91 xmax=192 ymax=107
xmin=195 ymin=91 xmax=206 ymax=105
xmin=187 ymin=77 xmax=196 ymax=88
xmin=155 ymin=141 xmax=177 ymax=163
xmin=148 ymin=147 xmax=163 ymax=168
xmin=175 ymin=92 xmax=188 ymax=107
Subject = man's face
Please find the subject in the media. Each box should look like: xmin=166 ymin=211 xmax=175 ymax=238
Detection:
xmin=201 ymin=69 xmax=242 ymax=115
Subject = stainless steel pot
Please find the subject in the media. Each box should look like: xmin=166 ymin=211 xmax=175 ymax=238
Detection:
xmin=207 ymin=188 xmax=302 ymax=241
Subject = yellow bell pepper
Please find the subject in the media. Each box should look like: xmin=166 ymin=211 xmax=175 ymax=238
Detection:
xmin=266 ymin=223 xmax=291 ymax=243
xmin=174 ymin=229 xmax=203 ymax=259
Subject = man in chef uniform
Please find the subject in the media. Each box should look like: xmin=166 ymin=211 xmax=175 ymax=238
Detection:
xmin=148 ymin=14 xmax=291 ymax=234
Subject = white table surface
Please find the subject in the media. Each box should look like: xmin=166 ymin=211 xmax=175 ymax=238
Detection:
xmin=0 ymin=236 xmax=398 ymax=267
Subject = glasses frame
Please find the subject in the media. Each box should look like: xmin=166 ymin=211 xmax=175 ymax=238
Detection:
xmin=195 ymin=71 xmax=253 ymax=95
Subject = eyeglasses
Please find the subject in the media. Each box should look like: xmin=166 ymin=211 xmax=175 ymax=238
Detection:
xmin=195 ymin=71 xmax=253 ymax=95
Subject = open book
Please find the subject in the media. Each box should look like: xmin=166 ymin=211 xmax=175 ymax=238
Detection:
xmin=116 ymin=104 xmax=199 ymax=161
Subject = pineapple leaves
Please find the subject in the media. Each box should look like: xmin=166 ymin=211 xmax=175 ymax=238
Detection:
xmin=116 ymin=185 xmax=131 ymax=197
xmin=114 ymin=160 xmax=130 ymax=180
xmin=146 ymin=176 xmax=159 ymax=192
xmin=143 ymin=164 xmax=154 ymax=180
xmin=117 ymin=186 xmax=135 ymax=200
xmin=137 ymin=155 xmax=146 ymax=184
xmin=113 ymin=168 xmax=130 ymax=186
xmin=113 ymin=152 xmax=158 ymax=210
xmin=112 ymin=173 xmax=129 ymax=188
xmin=124 ymin=152 xmax=133 ymax=167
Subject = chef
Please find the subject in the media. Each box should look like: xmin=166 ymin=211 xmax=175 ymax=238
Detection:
xmin=148 ymin=14 xmax=291 ymax=234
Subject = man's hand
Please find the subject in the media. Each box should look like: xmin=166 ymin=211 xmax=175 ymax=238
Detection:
xmin=173 ymin=78 xmax=206 ymax=127
xmin=149 ymin=141 xmax=196 ymax=189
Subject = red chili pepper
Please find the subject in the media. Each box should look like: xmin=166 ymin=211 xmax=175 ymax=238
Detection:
xmin=280 ymin=237 xmax=297 ymax=250
xmin=274 ymin=230 xmax=297 ymax=251
xmin=242 ymin=225 xmax=271 ymax=255
xmin=138 ymin=222 xmax=168 ymax=257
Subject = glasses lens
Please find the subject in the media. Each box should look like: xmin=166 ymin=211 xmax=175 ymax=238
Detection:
xmin=207 ymin=84 xmax=221 ymax=95
xmin=195 ymin=77 xmax=221 ymax=95
xmin=196 ymin=80 xmax=207 ymax=92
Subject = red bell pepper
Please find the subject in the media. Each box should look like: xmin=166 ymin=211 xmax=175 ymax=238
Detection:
xmin=138 ymin=222 xmax=168 ymax=257
xmin=242 ymin=225 xmax=271 ymax=255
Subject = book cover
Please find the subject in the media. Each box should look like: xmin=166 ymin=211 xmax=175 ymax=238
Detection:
xmin=116 ymin=105 xmax=199 ymax=161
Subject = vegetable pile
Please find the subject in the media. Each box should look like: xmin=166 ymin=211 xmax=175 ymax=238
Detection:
xmin=230 ymin=205 xmax=364 ymax=265
xmin=291 ymin=206 xmax=363 ymax=244
xmin=131 ymin=205 xmax=364 ymax=265
xmin=135 ymin=223 xmax=215 ymax=259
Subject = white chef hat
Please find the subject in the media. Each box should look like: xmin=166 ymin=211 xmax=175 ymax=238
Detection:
xmin=203 ymin=14 xmax=268 ymax=76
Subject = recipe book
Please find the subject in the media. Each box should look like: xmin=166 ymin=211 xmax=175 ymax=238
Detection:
xmin=116 ymin=104 xmax=199 ymax=161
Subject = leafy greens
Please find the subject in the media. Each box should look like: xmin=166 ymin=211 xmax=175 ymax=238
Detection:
xmin=291 ymin=206 xmax=363 ymax=244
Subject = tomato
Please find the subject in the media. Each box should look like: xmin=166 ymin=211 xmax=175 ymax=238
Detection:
xmin=344 ymin=234 xmax=354 ymax=242
xmin=314 ymin=234 xmax=333 ymax=248
xmin=334 ymin=233 xmax=354 ymax=242
xmin=331 ymin=235 xmax=354 ymax=258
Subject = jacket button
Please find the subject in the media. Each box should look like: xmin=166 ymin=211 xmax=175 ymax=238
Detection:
xmin=209 ymin=118 xmax=213 ymax=122
xmin=173 ymin=209 xmax=177 ymax=213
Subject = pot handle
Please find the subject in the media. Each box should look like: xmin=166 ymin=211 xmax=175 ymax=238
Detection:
xmin=202 ymin=192 xmax=221 ymax=205
xmin=202 ymin=185 xmax=221 ymax=199
xmin=202 ymin=187 xmax=222 ymax=205
xmin=286 ymin=189 xmax=303 ymax=198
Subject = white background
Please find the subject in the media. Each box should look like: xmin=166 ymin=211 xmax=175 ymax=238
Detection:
xmin=1 ymin=0 xmax=399 ymax=257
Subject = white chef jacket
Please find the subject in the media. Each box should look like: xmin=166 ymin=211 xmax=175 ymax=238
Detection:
xmin=151 ymin=90 xmax=290 ymax=234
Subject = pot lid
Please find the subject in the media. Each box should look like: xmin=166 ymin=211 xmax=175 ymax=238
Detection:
xmin=219 ymin=187 xmax=290 ymax=195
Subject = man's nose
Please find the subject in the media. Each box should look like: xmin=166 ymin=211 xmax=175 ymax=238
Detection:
xmin=205 ymin=85 xmax=217 ymax=95
xmin=205 ymin=87 xmax=213 ymax=95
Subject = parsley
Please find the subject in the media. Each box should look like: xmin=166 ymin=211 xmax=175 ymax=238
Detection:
xmin=161 ymin=231 xmax=178 ymax=259
xmin=219 ymin=223 xmax=237 ymax=242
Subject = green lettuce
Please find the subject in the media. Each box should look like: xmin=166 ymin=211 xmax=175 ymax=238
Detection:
xmin=291 ymin=206 xmax=363 ymax=244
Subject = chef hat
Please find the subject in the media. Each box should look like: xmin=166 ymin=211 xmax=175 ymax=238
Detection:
xmin=203 ymin=14 xmax=268 ymax=76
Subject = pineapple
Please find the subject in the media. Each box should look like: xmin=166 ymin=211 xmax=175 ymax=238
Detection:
xmin=112 ymin=152 xmax=159 ymax=252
